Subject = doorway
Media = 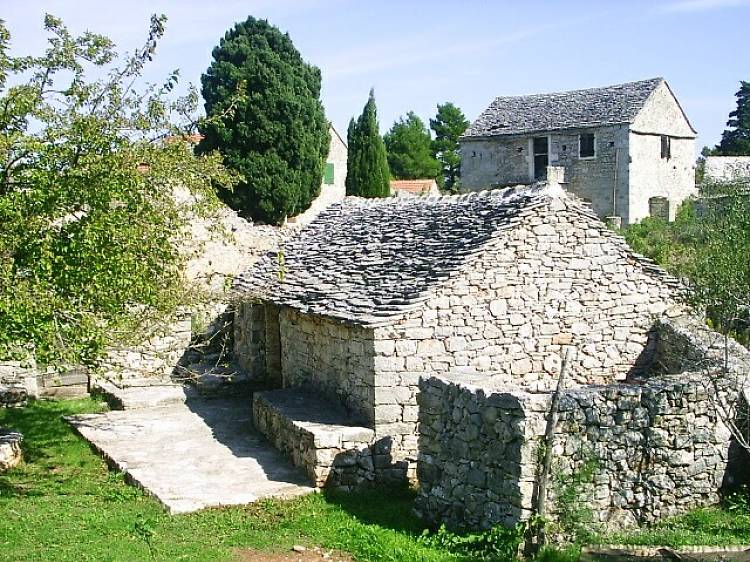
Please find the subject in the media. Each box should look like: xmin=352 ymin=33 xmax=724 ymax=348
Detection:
xmin=532 ymin=136 xmax=549 ymax=181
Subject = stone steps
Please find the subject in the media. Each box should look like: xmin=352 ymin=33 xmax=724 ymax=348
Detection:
xmin=252 ymin=389 xmax=376 ymax=490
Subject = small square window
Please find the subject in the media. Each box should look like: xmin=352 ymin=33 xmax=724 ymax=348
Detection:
xmin=661 ymin=135 xmax=671 ymax=159
xmin=579 ymin=133 xmax=595 ymax=158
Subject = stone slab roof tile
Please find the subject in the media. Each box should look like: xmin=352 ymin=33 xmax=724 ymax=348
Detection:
xmin=463 ymin=78 xmax=663 ymax=138
xmin=234 ymin=186 xmax=550 ymax=325
xmin=234 ymin=186 xmax=680 ymax=326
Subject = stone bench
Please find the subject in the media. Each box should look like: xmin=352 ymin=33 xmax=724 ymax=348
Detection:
xmin=252 ymin=389 xmax=376 ymax=490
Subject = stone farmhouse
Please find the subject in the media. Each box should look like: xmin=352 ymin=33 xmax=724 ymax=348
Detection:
xmin=233 ymin=170 xmax=697 ymax=491
xmin=460 ymin=78 xmax=697 ymax=225
xmin=287 ymin=124 xmax=348 ymax=226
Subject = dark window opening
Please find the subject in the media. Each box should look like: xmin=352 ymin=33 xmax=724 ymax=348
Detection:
xmin=579 ymin=133 xmax=595 ymax=158
xmin=661 ymin=135 xmax=671 ymax=159
xmin=533 ymin=136 xmax=548 ymax=181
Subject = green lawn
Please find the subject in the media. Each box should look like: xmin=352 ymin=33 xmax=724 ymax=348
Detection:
xmin=0 ymin=399 xmax=482 ymax=562
xmin=1 ymin=399 xmax=749 ymax=562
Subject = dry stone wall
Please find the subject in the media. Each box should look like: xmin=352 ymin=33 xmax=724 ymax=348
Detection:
xmin=95 ymin=310 xmax=192 ymax=385
xmin=0 ymin=360 xmax=38 ymax=407
xmin=417 ymin=372 xmax=737 ymax=531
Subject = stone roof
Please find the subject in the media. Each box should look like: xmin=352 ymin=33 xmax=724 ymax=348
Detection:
xmin=234 ymin=186 xmax=679 ymax=327
xmin=463 ymin=78 xmax=663 ymax=138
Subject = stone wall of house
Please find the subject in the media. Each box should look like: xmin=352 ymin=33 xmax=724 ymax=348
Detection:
xmin=460 ymin=136 xmax=530 ymax=187
xmin=416 ymin=369 xmax=737 ymax=532
xmin=628 ymin=82 xmax=696 ymax=224
xmin=288 ymin=125 xmax=348 ymax=226
xmin=279 ymin=308 xmax=376 ymax=424
xmin=628 ymin=133 xmax=695 ymax=223
xmin=371 ymin=196 xmax=679 ymax=465
xmin=460 ymin=126 xmax=631 ymax=222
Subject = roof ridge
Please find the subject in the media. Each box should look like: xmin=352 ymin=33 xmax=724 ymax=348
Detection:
xmin=490 ymin=77 xmax=663 ymax=102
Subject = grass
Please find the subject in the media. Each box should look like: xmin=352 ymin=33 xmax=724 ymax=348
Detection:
xmin=604 ymin=503 xmax=750 ymax=548
xmin=0 ymin=399 xmax=499 ymax=562
xmin=2 ymin=399 xmax=749 ymax=561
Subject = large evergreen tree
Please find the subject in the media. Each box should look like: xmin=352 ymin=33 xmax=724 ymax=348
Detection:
xmin=430 ymin=102 xmax=469 ymax=193
xmin=384 ymin=112 xmax=440 ymax=181
xmin=197 ymin=17 xmax=330 ymax=224
xmin=716 ymin=81 xmax=750 ymax=156
xmin=345 ymin=89 xmax=390 ymax=197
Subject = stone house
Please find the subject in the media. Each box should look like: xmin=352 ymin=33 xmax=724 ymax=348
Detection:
xmin=287 ymin=124 xmax=348 ymax=225
xmin=233 ymin=171 xmax=683 ymax=488
xmin=390 ymin=179 xmax=440 ymax=197
xmin=460 ymin=78 xmax=697 ymax=225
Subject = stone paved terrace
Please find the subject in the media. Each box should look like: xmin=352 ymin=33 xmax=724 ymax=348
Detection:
xmin=67 ymin=396 xmax=313 ymax=514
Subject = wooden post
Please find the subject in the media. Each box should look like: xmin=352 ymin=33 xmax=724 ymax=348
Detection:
xmin=533 ymin=347 xmax=572 ymax=550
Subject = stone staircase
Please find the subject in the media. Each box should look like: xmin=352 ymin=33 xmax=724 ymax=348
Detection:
xmin=252 ymin=389 xmax=377 ymax=490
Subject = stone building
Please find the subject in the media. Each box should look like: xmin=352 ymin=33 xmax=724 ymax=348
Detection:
xmin=287 ymin=124 xmax=348 ymax=226
xmin=233 ymin=173 xmax=684 ymax=488
xmin=460 ymin=78 xmax=697 ymax=225
xmin=390 ymin=179 xmax=440 ymax=197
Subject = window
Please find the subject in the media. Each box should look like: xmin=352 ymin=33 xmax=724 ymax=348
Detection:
xmin=660 ymin=135 xmax=671 ymax=159
xmin=324 ymin=162 xmax=334 ymax=185
xmin=532 ymin=136 xmax=548 ymax=181
xmin=579 ymin=133 xmax=595 ymax=158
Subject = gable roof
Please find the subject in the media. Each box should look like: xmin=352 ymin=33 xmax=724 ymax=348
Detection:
xmin=390 ymin=179 xmax=438 ymax=195
xmin=235 ymin=187 xmax=549 ymax=325
xmin=462 ymin=78 xmax=664 ymax=139
xmin=234 ymin=186 xmax=678 ymax=327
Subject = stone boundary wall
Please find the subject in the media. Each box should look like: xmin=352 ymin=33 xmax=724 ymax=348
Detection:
xmin=0 ymin=360 xmax=38 ymax=407
xmin=95 ymin=309 xmax=192 ymax=385
xmin=416 ymin=370 xmax=737 ymax=532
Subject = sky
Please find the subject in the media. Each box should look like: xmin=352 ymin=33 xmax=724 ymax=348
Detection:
xmin=4 ymin=0 xmax=750 ymax=151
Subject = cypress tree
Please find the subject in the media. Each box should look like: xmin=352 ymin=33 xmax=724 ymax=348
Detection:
xmin=197 ymin=17 xmax=330 ymax=224
xmin=345 ymin=89 xmax=390 ymax=197
xmin=716 ymin=81 xmax=750 ymax=156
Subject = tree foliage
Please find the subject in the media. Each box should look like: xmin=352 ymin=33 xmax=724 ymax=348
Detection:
xmin=197 ymin=17 xmax=330 ymax=224
xmin=384 ymin=111 xmax=440 ymax=181
xmin=430 ymin=102 xmax=469 ymax=193
xmin=624 ymin=186 xmax=750 ymax=342
xmin=716 ymin=81 xmax=750 ymax=156
xmin=345 ymin=89 xmax=390 ymax=198
xmin=0 ymin=15 xmax=234 ymax=365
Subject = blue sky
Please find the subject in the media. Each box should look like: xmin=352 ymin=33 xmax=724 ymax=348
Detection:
xmin=5 ymin=0 xmax=750 ymax=151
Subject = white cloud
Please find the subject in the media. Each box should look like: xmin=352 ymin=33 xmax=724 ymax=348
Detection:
xmin=320 ymin=17 xmax=591 ymax=81
xmin=656 ymin=0 xmax=750 ymax=13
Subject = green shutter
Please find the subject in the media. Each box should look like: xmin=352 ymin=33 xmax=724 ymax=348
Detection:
xmin=324 ymin=162 xmax=334 ymax=185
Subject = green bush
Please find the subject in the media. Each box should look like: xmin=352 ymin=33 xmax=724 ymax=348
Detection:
xmin=0 ymin=15 xmax=235 ymax=366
